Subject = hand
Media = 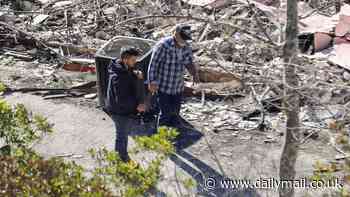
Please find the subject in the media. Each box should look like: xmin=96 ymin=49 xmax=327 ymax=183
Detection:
xmin=193 ymin=72 xmax=200 ymax=84
xmin=148 ymin=82 xmax=158 ymax=95
xmin=133 ymin=70 xmax=143 ymax=80
xmin=137 ymin=104 xmax=146 ymax=113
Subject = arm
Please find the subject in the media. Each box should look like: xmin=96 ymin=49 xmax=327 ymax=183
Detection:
xmin=147 ymin=43 xmax=165 ymax=85
xmin=184 ymin=48 xmax=200 ymax=82
xmin=110 ymin=73 xmax=129 ymax=103
xmin=133 ymin=72 xmax=146 ymax=104
xmin=108 ymin=61 xmax=135 ymax=108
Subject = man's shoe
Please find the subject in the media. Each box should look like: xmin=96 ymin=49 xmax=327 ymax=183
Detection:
xmin=120 ymin=155 xmax=131 ymax=163
xmin=127 ymin=159 xmax=140 ymax=169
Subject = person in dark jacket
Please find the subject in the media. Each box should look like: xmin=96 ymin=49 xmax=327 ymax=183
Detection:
xmin=105 ymin=46 xmax=151 ymax=162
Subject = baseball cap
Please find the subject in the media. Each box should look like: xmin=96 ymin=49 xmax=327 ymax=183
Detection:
xmin=176 ymin=24 xmax=192 ymax=41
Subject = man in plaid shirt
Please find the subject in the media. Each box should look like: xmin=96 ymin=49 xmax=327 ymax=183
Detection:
xmin=148 ymin=24 xmax=200 ymax=128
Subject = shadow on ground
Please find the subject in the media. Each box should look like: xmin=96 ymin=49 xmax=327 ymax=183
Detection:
xmin=170 ymin=118 xmax=261 ymax=197
xmin=104 ymin=112 xmax=260 ymax=197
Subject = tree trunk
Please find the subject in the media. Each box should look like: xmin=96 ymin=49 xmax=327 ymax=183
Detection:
xmin=279 ymin=0 xmax=300 ymax=197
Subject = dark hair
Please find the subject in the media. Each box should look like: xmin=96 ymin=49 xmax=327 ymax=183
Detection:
xmin=120 ymin=46 xmax=140 ymax=59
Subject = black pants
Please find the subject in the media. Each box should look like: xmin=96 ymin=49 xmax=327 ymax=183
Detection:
xmin=157 ymin=91 xmax=183 ymax=127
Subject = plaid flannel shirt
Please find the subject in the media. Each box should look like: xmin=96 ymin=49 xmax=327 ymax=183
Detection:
xmin=147 ymin=36 xmax=193 ymax=95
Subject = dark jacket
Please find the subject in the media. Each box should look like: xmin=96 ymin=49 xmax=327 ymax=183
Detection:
xmin=105 ymin=59 xmax=142 ymax=116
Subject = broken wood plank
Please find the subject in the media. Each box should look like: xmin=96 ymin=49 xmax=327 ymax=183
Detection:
xmin=84 ymin=93 xmax=97 ymax=99
xmin=7 ymin=81 xmax=96 ymax=94
xmin=4 ymin=51 xmax=33 ymax=61
xmin=9 ymin=87 xmax=68 ymax=93
xmin=43 ymin=94 xmax=70 ymax=100
xmin=69 ymin=58 xmax=95 ymax=64
xmin=71 ymin=81 xmax=96 ymax=90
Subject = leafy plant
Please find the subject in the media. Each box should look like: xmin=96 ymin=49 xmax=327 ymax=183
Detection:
xmin=0 ymin=82 xmax=6 ymax=93
xmin=0 ymin=56 xmax=15 ymax=67
xmin=134 ymin=126 xmax=179 ymax=155
xmin=0 ymin=100 xmax=115 ymax=196
xmin=183 ymin=177 xmax=197 ymax=191
xmin=90 ymin=147 xmax=162 ymax=197
xmin=0 ymin=99 xmax=178 ymax=196
xmin=89 ymin=126 xmax=179 ymax=197
xmin=0 ymin=100 xmax=53 ymax=153
xmin=312 ymin=121 xmax=348 ymax=196
xmin=33 ymin=114 xmax=54 ymax=133
xmin=0 ymin=148 xmax=114 ymax=197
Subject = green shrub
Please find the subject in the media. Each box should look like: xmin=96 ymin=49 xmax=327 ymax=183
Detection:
xmin=0 ymin=148 xmax=114 ymax=197
xmin=0 ymin=98 xmax=179 ymax=197
xmin=0 ymin=82 xmax=6 ymax=93
xmin=311 ymin=121 xmax=348 ymax=196
xmin=0 ymin=99 xmax=115 ymax=196
xmin=134 ymin=126 xmax=179 ymax=155
xmin=0 ymin=56 xmax=15 ymax=67
xmin=0 ymin=99 xmax=53 ymax=154
xmin=90 ymin=126 xmax=179 ymax=197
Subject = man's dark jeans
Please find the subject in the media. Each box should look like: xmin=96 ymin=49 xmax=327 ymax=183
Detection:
xmin=110 ymin=114 xmax=154 ymax=161
xmin=157 ymin=91 xmax=183 ymax=128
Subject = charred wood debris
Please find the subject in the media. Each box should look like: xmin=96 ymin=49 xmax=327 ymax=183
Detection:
xmin=0 ymin=0 xmax=350 ymax=141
